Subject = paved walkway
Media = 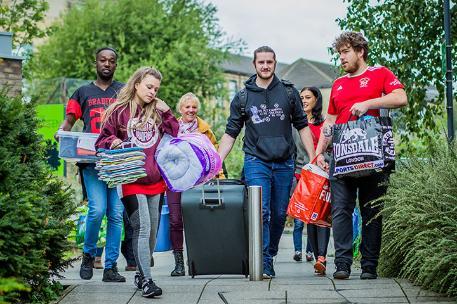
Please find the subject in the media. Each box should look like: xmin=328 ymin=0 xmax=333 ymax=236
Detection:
xmin=56 ymin=234 xmax=455 ymax=304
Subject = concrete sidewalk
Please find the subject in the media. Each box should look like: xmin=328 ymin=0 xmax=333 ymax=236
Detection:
xmin=56 ymin=234 xmax=455 ymax=304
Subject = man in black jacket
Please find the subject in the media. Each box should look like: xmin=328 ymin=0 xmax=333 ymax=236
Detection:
xmin=218 ymin=46 xmax=315 ymax=278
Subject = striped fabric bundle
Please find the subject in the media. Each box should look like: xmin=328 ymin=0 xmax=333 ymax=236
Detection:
xmin=96 ymin=147 xmax=147 ymax=188
xmin=155 ymin=133 xmax=222 ymax=192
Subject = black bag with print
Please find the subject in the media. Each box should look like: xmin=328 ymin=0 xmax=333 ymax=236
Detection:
xmin=379 ymin=116 xmax=396 ymax=173
xmin=332 ymin=117 xmax=389 ymax=178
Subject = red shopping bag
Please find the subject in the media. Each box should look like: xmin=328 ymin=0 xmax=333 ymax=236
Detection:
xmin=287 ymin=160 xmax=332 ymax=227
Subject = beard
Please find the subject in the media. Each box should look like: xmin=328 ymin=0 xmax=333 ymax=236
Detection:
xmin=256 ymin=70 xmax=274 ymax=80
xmin=342 ymin=61 xmax=359 ymax=74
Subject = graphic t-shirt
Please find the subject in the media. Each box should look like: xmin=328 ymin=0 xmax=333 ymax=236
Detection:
xmin=126 ymin=117 xmax=160 ymax=149
xmin=328 ymin=66 xmax=404 ymax=124
xmin=66 ymin=81 xmax=124 ymax=133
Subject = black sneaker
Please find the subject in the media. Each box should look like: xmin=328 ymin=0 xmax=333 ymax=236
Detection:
xmin=360 ymin=266 xmax=378 ymax=280
xmin=333 ymin=262 xmax=351 ymax=279
xmin=134 ymin=272 xmax=144 ymax=289
xmin=102 ymin=264 xmax=126 ymax=282
xmin=80 ymin=253 xmax=94 ymax=280
xmin=293 ymin=251 xmax=302 ymax=262
xmin=142 ymin=279 xmax=162 ymax=298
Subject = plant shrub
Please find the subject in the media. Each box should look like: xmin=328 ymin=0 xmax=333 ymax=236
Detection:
xmin=0 ymin=92 xmax=76 ymax=303
xmin=377 ymin=139 xmax=457 ymax=297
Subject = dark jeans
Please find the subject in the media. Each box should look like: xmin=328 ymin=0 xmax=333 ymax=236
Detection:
xmin=166 ymin=190 xmax=184 ymax=251
xmin=330 ymin=172 xmax=388 ymax=269
xmin=307 ymin=224 xmax=330 ymax=259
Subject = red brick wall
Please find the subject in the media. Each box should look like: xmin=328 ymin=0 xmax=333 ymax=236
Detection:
xmin=0 ymin=58 xmax=22 ymax=97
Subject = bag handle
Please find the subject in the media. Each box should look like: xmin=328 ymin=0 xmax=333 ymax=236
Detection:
xmin=110 ymin=137 xmax=134 ymax=149
xmin=350 ymin=109 xmax=389 ymax=121
xmin=200 ymin=178 xmax=222 ymax=207
xmin=349 ymin=114 xmax=372 ymax=121
xmin=310 ymin=155 xmax=319 ymax=164
xmin=301 ymin=156 xmax=320 ymax=175
xmin=95 ymin=138 xmax=134 ymax=156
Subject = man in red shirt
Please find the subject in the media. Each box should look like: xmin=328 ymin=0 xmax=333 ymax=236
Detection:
xmin=315 ymin=32 xmax=407 ymax=280
xmin=57 ymin=47 xmax=126 ymax=282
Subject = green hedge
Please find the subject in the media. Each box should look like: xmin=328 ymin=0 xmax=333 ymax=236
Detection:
xmin=0 ymin=92 xmax=76 ymax=303
xmin=377 ymin=140 xmax=457 ymax=297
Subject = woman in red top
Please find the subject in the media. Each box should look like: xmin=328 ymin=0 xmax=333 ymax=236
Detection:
xmin=300 ymin=86 xmax=331 ymax=276
xmin=96 ymin=67 xmax=179 ymax=298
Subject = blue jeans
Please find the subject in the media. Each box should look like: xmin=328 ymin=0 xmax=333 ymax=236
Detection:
xmin=82 ymin=165 xmax=123 ymax=269
xmin=243 ymin=154 xmax=294 ymax=266
xmin=292 ymin=219 xmax=313 ymax=253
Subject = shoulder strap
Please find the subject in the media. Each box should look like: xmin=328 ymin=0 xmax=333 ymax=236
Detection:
xmin=238 ymin=88 xmax=247 ymax=120
xmin=239 ymin=80 xmax=294 ymax=119
xmin=281 ymin=79 xmax=295 ymax=112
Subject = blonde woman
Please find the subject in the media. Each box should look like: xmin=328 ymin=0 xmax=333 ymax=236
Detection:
xmin=96 ymin=67 xmax=179 ymax=298
xmin=166 ymin=92 xmax=224 ymax=277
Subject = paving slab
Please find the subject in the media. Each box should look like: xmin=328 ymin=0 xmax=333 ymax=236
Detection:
xmin=342 ymin=297 xmax=408 ymax=303
xmin=59 ymin=293 xmax=134 ymax=304
xmin=409 ymin=301 xmax=457 ymax=304
xmin=56 ymin=234 xmax=455 ymax=304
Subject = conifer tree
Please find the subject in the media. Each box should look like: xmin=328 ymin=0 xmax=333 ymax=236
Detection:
xmin=0 ymin=92 xmax=76 ymax=303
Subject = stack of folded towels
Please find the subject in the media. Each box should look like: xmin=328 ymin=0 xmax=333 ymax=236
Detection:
xmin=96 ymin=147 xmax=147 ymax=188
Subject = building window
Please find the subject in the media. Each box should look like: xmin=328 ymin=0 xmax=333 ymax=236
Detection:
xmin=228 ymin=80 xmax=238 ymax=101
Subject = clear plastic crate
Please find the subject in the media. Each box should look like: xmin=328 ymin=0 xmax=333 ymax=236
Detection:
xmin=58 ymin=130 xmax=99 ymax=163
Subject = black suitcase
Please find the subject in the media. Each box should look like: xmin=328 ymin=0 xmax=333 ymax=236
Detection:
xmin=181 ymin=179 xmax=249 ymax=277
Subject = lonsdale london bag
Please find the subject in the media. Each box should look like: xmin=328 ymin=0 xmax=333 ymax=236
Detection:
xmin=379 ymin=116 xmax=396 ymax=173
xmin=332 ymin=117 xmax=390 ymax=177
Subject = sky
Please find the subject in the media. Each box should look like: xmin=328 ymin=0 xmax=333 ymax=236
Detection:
xmin=207 ymin=0 xmax=348 ymax=65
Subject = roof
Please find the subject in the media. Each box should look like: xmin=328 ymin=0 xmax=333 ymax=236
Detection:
xmin=221 ymin=54 xmax=339 ymax=88
xmin=279 ymin=58 xmax=339 ymax=89
xmin=220 ymin=54 xmax=290 ymax=77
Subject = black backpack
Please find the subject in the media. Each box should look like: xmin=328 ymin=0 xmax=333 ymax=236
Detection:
xmin=238 ymin=79 xmax=296 ymax=120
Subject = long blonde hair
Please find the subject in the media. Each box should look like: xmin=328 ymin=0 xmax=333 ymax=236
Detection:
xmin=102 ymin=67 xmax=163 ymax=131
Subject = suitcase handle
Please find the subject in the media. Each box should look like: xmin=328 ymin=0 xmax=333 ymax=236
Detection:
xmin=201 ymin=179 xmax=223 ymax=208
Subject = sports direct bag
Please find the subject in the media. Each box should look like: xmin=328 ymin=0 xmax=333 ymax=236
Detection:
xmin=332 ymin=116 xmax=395 ymax=177
xmin=287 ymin=159 xmax=331 ymax=227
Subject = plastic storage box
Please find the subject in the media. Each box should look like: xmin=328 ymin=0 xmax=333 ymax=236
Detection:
xmin=155 ymin=200 xmax=171 ymax=252
xmin=58 ymin=130 xmax=99 ymax=163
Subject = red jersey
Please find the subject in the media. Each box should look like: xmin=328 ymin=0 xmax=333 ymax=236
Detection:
xmin=328 ymin=66 xmax=404 ymax=124
xmin=66 ymin=81 xmax=124 ymax=133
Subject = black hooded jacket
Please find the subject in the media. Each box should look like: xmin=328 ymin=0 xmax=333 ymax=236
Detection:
xmin=224 ymin=74 xmax=308 ymax=162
